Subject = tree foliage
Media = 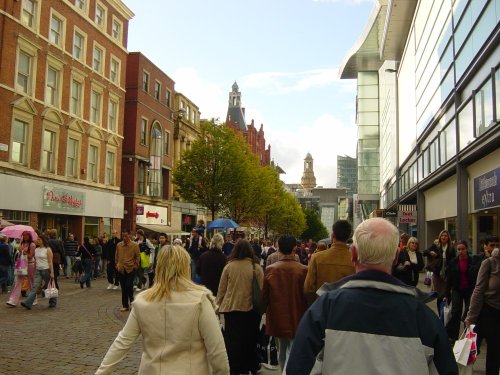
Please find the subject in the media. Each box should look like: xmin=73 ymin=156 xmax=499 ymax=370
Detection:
xmin=300 ymin=208 xmax=329 ymax=241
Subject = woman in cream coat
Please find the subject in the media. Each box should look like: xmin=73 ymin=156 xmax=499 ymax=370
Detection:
xmin=217 ymin=239 xmax=264 ymax=375
xmin=96 ymin=245 xmax=229 ymax=375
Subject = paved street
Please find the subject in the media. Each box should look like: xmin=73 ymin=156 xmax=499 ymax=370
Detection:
xmin=0 ymin=276 xmax=486 ymax=374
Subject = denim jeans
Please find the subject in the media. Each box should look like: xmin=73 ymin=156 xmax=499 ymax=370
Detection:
xmin=276 ymin=337 xmax=293 ymax=371
xmin=80 ymin=258 xmax=92 ymax=286
xmin=23 ymin=269 xmax=56 ymax=308
xmin=0 ymin=265 xmax=9 ymax=292
xmin=65 ymin=256 xmax=75 ymax=276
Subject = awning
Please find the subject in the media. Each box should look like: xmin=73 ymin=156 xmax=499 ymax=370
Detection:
xmin=136 ymin=223 xmax=189 ymax=236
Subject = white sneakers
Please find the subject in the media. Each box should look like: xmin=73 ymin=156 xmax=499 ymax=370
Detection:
xmin=107 ymin=284 xmax=113 ymax=290
xmin=112 ymin=285 xmax=119 ymax=290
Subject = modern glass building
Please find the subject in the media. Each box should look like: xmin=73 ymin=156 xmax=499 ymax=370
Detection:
xmin=340 ymin=0 xmax=499 ymax=249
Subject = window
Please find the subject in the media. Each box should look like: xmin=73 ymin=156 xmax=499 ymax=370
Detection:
xmin=149 ymin=124 xmax=162 ymax=197
xmin=72 ymin=31 xmax=84 ymax=60
xmin=108 ymin=99 xmax=117 ymax=132
xmin=105 ymin=151 xmax=115 ymax=185
xmin=70 ymin=79 xmax=82 ymax=116
xmin=49 ymin=14 xmax=63 ymax=46
xmin=154 ymin=81 xmax=161 ymax=100
xmin=88 ymin=144 xmax=98 ymax=182
xmin=17 ymin=51 xmax=32 ymax=94
xmin=138 ymin=162 xmax=145 ymax=195
xmin=165 ymin=90 xmax=171 ymax=107
xmin=91 ymin=90 xmax=102 ymax=124
xmin=12 ymin=119 xmax=28 ymax=165
xmin=93 ymin=45 xmax=103 ymax=72
xmin=140 ymin=118 xmax=147 ymax=145
xmin=75 ymin=0 xmax=85 ymax=10
xmin=164 ymin=131 xmax=170 ymax=155
xmin=495 ymin=67 xmax=500 ymax=121
xmin=45 ymin=67 xmax=59 ymax=106
xmin=42 ymin=129 xmax=56 ymax=172
xmin=474 ymin=79 xmax=494 ymax=137
xmin=142 ymin=71 xmax=149 ymax=92
xmin=21 ymin=0 xmax=37 ymax=29
xmin=95 ymin=4 xmax=105 ymax=27
xmin=109 ymin=57 xmax=120 ymax=84
xmin=111 ymin=19 xmax=122 ymax=41
xmin=66 ymin=137 xmax=78 ymax=177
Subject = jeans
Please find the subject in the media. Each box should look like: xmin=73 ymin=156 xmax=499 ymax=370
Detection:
xmin=446 ymin=288 xmax=471 ymax=341
xmin=276 ymin=337 xmax=293 ymax=371
xmin=65 ymin=256 xmax=76 ymax=276
xmin=0 ymin=265 xmax=9 ymax=292
xmin=190 ymin=258 xmax=197 ymax=280
xmin=119 ymin=269 xmax=136 ymax=308
xmin=80 ymin=258 xmax=92 ymax=286
xmin=106 ymin=262 xmax=119 ymax=285
xmin=93 ymin=256 xmax=101 ymax=278
xmin=23 ymin=269 xmax=56 ymax=307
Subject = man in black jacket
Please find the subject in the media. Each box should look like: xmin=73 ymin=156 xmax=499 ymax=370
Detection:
xmin=104 ymin=230 xmax=120 ymax=290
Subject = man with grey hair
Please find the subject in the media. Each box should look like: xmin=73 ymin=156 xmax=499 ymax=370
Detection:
xmin=286 ymin=218 xmax=457 ymax=375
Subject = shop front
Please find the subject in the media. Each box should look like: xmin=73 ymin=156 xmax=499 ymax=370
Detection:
xmin=0 ymin=174 xmax=123 ymax=241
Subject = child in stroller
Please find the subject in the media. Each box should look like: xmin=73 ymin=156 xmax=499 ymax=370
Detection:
xmin=72 ymin=258 xmax=84 ymax=282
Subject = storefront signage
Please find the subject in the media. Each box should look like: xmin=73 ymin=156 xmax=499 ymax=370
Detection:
xmin=384 ymin=209 xmax=398 ymax=218
xmin=398 ymin=210 xmax=417 ymax=224
xmin=136 ymin=203 xmax=167 ymax=225
xmin=474 ymin=167 xmax=499 ymax=211
xmin=43 ymin=186 xmax=85 ymax=212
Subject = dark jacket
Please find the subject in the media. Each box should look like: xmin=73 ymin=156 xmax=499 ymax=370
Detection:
xmin=104 ymin=237 xmax=120 ymax=264
xmin=263 ymin=255 xmax=308 ymax=339
xmin=196 ymin=248 xmax=226 ymax=296
xmin=446 ymin=255 xmax=477 ymax=295
xmin=49 ymin=238 xmax=65 ymax=265
xmin=77 ymin=243 xmax=95 ymax=260
xmin=188 ymin=236 xmax=207 ymax=261
xmin=0 ymin=243 xmax=12 ymax=266
xmin=392 ymin=249 xmax=424 ymax=286
xmin=423 ymin=243 xmax=456 ymax=275
xmin=286 ymin=270 xmax=458 ymax=375
xmin=63 ymin=239 xmax=78 ymax=257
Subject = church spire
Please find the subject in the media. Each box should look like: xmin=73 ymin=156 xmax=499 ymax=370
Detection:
xmin=301 ymin=153 xmax=317 ymax=191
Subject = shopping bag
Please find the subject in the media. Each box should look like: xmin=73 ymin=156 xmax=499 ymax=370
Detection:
xmin=465 ymin=325 xmax=477 ymax=364
xmin=20 ymin=276 xmax=30 ymax=292
xmin=15 ymin=254 xmax=28 ymax=276
xmin=424 ymin=271 xmax=432 ymax=286
xmin=453 ymin=329 xmax=472 ymax=366
xmin=439 ymin=299 xmax=452 ymax=326
xmin=140 ymin=252 xmax=150 ymax=269
xmin=43 ymin=279 xmax=58 ymax=299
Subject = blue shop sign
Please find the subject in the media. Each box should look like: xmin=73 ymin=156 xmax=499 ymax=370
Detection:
xmin=474 ymin=167 xmax=499 ymax=211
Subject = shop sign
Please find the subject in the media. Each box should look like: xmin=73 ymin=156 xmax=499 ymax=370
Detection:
xmin=136 ymin=203 xmax=167 ymax=225
xmin=398 ymin=210 xmax=417 ymax=224
xmin=384 ymin=209 xmax=398 ymax=218
xmin=474 ymin=167 xmax=499 ymax=210
xmin=43 ymin=186 xmax=85 ymax=212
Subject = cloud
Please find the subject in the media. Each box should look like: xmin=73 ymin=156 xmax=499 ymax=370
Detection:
xmin=264 ymin=113 xmax=357 ymax=188
xmin=172 ymin=67 xmax=227 ymax=120
xmin=241 ymin=68 xmax=353 ymax=95
xmin=312 ymin=0 xmax=370 ymax=4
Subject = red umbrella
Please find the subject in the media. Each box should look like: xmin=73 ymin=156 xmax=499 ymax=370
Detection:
xmin=0 ymin=224 xmax=38 ymax=240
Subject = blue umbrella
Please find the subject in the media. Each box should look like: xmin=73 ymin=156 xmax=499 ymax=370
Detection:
xmin=207 ymin=218 xmax=239 ymax=230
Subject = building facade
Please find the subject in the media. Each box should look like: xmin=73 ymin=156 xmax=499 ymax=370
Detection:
xmin=225 ymin=82 xmax=271 ymax=166
xmin=340 ymin=0 xmax=499 ymax=249
xmin=301 ymin=153 xmax=317 ymax=193
xmin=0 ymin=0 xmax=133 ymax=240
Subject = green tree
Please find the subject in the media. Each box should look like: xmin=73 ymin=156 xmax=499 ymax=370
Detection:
xmin=300 ymin=208 xmax=329 ymax=241
xmin=172 ymin=121 xmax=248 ymax=220
xmin=264 ymin=187 xmax=306 ymax=238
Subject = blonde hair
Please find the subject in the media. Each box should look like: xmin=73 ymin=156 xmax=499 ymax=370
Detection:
xmin=407 ymin=237 xmax=419 ymax=251
xmin=353 ymin=218 xmax=399 ymax=268
xmin=315 ymin=242 xmax=328 ymax=253
xmin=210 ymin=233 xmax=224 ymax=250
xmin=142 ymin=245 xmax=206 ymax=301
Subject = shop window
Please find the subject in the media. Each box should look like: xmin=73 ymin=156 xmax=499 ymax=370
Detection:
xmin=84 ymin=216 xmax=99 ymax=238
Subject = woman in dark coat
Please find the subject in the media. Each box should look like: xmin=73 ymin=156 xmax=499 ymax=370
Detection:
xmin=76 ymin=237 xmax=95 ymax=288
xmin=393 ymin=236 xmax=424 ymax=286
xmin=196 ymin=233 xmax=226 ymax=296
xmin=424 ymin=229 xmax=456 ymax=309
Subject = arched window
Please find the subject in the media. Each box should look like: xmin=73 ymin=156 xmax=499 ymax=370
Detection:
xmin=148 ymin=122 xmax=162 ymax=197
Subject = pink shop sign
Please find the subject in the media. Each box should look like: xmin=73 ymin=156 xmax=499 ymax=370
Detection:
xmin=43 ymin=186 xmax=85 ymax=212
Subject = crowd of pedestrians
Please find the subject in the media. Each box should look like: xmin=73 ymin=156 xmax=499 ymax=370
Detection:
xmin=1 ymin=220 xmax=499 ymax=375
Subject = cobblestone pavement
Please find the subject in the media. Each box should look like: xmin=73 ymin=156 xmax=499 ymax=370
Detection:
xmin=0 ymin=276 xmax=486 ymax=374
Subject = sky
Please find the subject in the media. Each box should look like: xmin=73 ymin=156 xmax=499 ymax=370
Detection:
xmin=123 ymin=0 xmax=373 ymax=187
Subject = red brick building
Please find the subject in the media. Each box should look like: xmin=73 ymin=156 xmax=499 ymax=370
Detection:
xmin=0 ymin=0 xmax=133 ymax=240
xmin=225 ymin=82 xmax=271 ymax=166
xmin=121 ymin=52 xmax=179 ymax=235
